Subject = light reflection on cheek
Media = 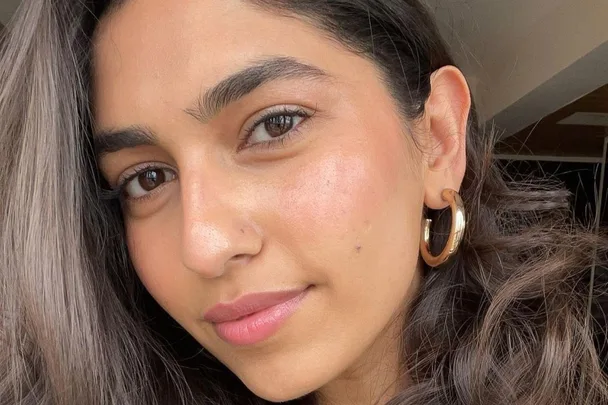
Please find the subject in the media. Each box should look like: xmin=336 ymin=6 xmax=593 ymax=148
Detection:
xmin=280 ymin=151 xmax=376 ymax=234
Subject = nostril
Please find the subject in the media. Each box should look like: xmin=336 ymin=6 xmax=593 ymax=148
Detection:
xmin=231 ymin=254 xmax=248 ymax=262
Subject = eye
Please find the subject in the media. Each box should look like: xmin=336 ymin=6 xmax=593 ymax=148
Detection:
xmin=242 ymin=105 xmax=312 ymax=149
xmin=122 ymin=167 xmax=177 ymax=199
xmin=249 ymin=114 xmax=304 ymax=144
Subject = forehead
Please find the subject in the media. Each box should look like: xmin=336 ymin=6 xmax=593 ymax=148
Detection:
xmin=91 ymin=0 xmax=372 ymax=127
xmin=93 ymin=0 xmax=263 ymax=78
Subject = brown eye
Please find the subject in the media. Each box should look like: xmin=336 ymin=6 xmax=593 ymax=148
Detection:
xmin=245 ymin=106 xmax=309 ymax=147
xmin=138 ymin=169 xmax=166 ymax=191
xmin=264 ymin=115 xmax=296 ymax=138
xmin=123 ymin=168 xmax=177 ymax=199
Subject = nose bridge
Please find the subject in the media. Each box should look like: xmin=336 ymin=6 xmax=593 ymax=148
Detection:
xmin=179 ymin=166 xmax=261 ymax=278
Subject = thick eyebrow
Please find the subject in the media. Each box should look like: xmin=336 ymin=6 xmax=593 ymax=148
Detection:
xmin=94 ymin=56 xmax=331 ymax=157
xmin=184 ymin=56 xmax=331 ymax=123
xmin=94 ymin=125 xmax=156 ymax=158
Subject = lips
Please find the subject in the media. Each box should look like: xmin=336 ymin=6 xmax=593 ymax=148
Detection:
xmin=203 ymin=287 xmax=310 ymax=346
xmin=204 ymin=289 xmax=306 ymax=323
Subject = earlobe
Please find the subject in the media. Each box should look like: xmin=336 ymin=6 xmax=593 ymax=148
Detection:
xmin=422 ymin=66 xmax=471 ymax=210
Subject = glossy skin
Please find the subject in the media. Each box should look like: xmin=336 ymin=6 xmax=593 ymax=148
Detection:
xmin=92 ymin=1 xmax=470 ymax=403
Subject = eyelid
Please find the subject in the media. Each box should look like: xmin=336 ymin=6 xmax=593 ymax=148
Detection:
xmin=115 ymin=162 xmax=177 ymax=191
xmin=241 ymin=105 xmax=310 ymax=134
xmin=238 ymin=104 xmax=316 ymax=150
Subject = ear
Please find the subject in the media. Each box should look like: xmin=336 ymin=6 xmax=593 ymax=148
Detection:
xmin=421 ymin=66 xmax=471 ymax=210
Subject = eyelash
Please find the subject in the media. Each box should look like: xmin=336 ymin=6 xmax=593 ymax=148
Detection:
xmin=101 ymin=105 xmax=315 ymax=202
xmin=100 ymin=162 xmax=175 ymax=202
xmin=238 ymin=105 xmax=315 ymax=152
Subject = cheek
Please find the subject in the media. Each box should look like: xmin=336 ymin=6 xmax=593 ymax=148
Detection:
xmin=285 ymin=151 xmax=371 ymax=232
xmin=124 ymin=215 xmax=188 ymax=318
xmin=263 ymin=126 xmax=424 ymax=379
xmin=274 ymin=129 xmax=424 ymax=292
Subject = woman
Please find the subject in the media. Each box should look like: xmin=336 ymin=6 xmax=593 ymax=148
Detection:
xmin=1 ymin=0 xmax=607 ymax=404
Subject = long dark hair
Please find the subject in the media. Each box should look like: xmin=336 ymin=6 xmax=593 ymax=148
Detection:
xmin=1 ymin=1 xmax=607 ymax=404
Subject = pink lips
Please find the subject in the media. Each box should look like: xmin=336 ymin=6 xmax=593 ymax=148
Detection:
xmin=203 ymin=288 xmax=309 ymax=346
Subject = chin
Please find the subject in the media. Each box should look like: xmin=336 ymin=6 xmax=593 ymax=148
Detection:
xmin=233 ymin=359 xmax=332 ymax=403
xmin=248 ymin=386 xmax=311 ymax=403
xmin=242 ymin=376 xmax=316 ymax=403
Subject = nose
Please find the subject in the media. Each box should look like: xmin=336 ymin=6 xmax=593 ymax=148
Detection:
xmin=180 ymin=175 xmax=263 ymax=279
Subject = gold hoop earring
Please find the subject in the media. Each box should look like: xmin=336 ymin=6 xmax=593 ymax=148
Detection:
xmin=420 ymin=188 xmax=466 ymax=268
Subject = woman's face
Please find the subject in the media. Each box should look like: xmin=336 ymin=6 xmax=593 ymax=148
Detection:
xmin=92 ymin=0 xmax=468 ymax=402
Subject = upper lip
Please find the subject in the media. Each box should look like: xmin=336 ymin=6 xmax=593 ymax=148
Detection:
xmin=203 ymin=288 xmax=307 ymax=323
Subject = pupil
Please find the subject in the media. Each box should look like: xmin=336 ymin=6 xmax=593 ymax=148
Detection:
xmin=264 ymin=115 xmax=294 ymax=137
xmin=138 ymin=169 xmax=165 ymax=191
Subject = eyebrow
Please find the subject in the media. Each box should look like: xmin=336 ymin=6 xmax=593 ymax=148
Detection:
xmin=94 ymin=125 xmax=156 ymax=157
xmin=94 ymin=56 xmax=331 ymax=157
xmin=186 ymin=56 xmax=331 ymax=122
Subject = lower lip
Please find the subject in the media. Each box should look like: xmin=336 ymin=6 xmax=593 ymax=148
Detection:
xmin=212 ymin=288 xmax=309 ymax=346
